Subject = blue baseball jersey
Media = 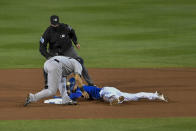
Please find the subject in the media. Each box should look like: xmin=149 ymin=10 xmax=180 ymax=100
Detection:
xmin=69 ymin=85 xmax=102 ymax=100
xmin=69 ymin=88 xmax=82 ymax=100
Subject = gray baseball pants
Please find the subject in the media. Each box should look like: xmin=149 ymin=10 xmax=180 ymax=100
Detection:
xmin=30 ymin=59 xmax=70 ymax=104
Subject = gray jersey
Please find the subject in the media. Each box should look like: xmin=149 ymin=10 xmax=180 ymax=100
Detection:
xmin=49 ymin=56 xmax=82 ymax=76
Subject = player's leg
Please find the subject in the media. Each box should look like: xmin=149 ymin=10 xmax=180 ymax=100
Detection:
xmin=44 ymin=76 xmax=77 ymax=105
xmin=58 ymin=77 xmax=66 ymax=97
xmin=100 ymin=87 xmax=124 ymax=105
xmin=59 ymin=77 xmax=74 ymax=104
xmin=63 ymin=46 xmax=79 ymax=58
xmin=122 ymin=91 xmax=167 ymax=102
xmin=81 ymin=64 xmax=94 ymax=86
xmin=29 ymin=60 xmax=61 ymax=102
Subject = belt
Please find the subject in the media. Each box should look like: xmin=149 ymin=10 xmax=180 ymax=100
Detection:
xmin=54 ymin=59 xmax=60 ymax=63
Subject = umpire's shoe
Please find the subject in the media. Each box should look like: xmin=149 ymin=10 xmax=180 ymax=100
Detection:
xmin=24 ymin=94 xmax=31 ymax=107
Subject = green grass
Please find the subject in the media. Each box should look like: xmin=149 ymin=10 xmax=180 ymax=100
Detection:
xmin=0 ymin=0 xmax=196 ymax=68
xmin=0 ymin=118 xmax=196 ymax=131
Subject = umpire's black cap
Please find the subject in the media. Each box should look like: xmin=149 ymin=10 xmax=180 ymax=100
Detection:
xmin=50 ymin=15 xmax=59 ymax=25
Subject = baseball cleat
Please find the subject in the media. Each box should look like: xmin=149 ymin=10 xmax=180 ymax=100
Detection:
xmin=64 ymin=100 xmax=77 ymax=105
xmin=155 ymin=91 xmax=168 ymax=102
xmin=24 ymin=94 xmax=31 ymax=107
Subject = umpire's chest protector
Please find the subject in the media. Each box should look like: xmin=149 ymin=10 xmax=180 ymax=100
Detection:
xmin=49 ymin=24 xmax=71 ymax=48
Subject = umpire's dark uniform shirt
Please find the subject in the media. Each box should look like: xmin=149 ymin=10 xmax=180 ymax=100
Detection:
xmin=39 ymin=23 xmax=78 ymax=59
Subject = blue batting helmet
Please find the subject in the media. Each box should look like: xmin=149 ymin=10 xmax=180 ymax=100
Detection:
xmin=69 ymin=77 xmax=76 ymax=92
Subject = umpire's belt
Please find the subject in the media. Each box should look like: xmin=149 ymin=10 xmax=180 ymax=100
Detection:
xmin=54 ymin=59 xmax=60 ymax=63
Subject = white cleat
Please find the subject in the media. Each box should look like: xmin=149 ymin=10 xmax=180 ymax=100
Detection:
xmin=64 ymin=100 xmax=77 ymax=105
xmin=155 ymin=91 xmax=168 ymax=102
xmin=63 ymin=97 xmax=77 ymax=105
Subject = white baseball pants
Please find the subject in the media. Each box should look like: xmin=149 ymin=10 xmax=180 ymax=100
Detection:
xmin=100 ymin=87 xmax=160 ymax=103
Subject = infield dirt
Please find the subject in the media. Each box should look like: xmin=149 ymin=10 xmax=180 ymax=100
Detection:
xmin=0 ymin=68 xmax=195 ymax=120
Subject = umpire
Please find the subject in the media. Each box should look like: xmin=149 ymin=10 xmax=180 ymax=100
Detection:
xmin=39 ymin=15 xmax=94 ymax=87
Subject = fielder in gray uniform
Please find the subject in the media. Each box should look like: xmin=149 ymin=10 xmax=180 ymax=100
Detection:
xmin=24 ymin=56 xmax=89 ymax=106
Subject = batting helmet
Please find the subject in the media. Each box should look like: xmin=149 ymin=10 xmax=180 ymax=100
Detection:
xmin=69 ymin=77 xmax=76 ymax=92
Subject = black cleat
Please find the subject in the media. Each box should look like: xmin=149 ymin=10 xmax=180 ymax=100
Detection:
xmin=24 ymin=95 xmax=31 ymax=107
